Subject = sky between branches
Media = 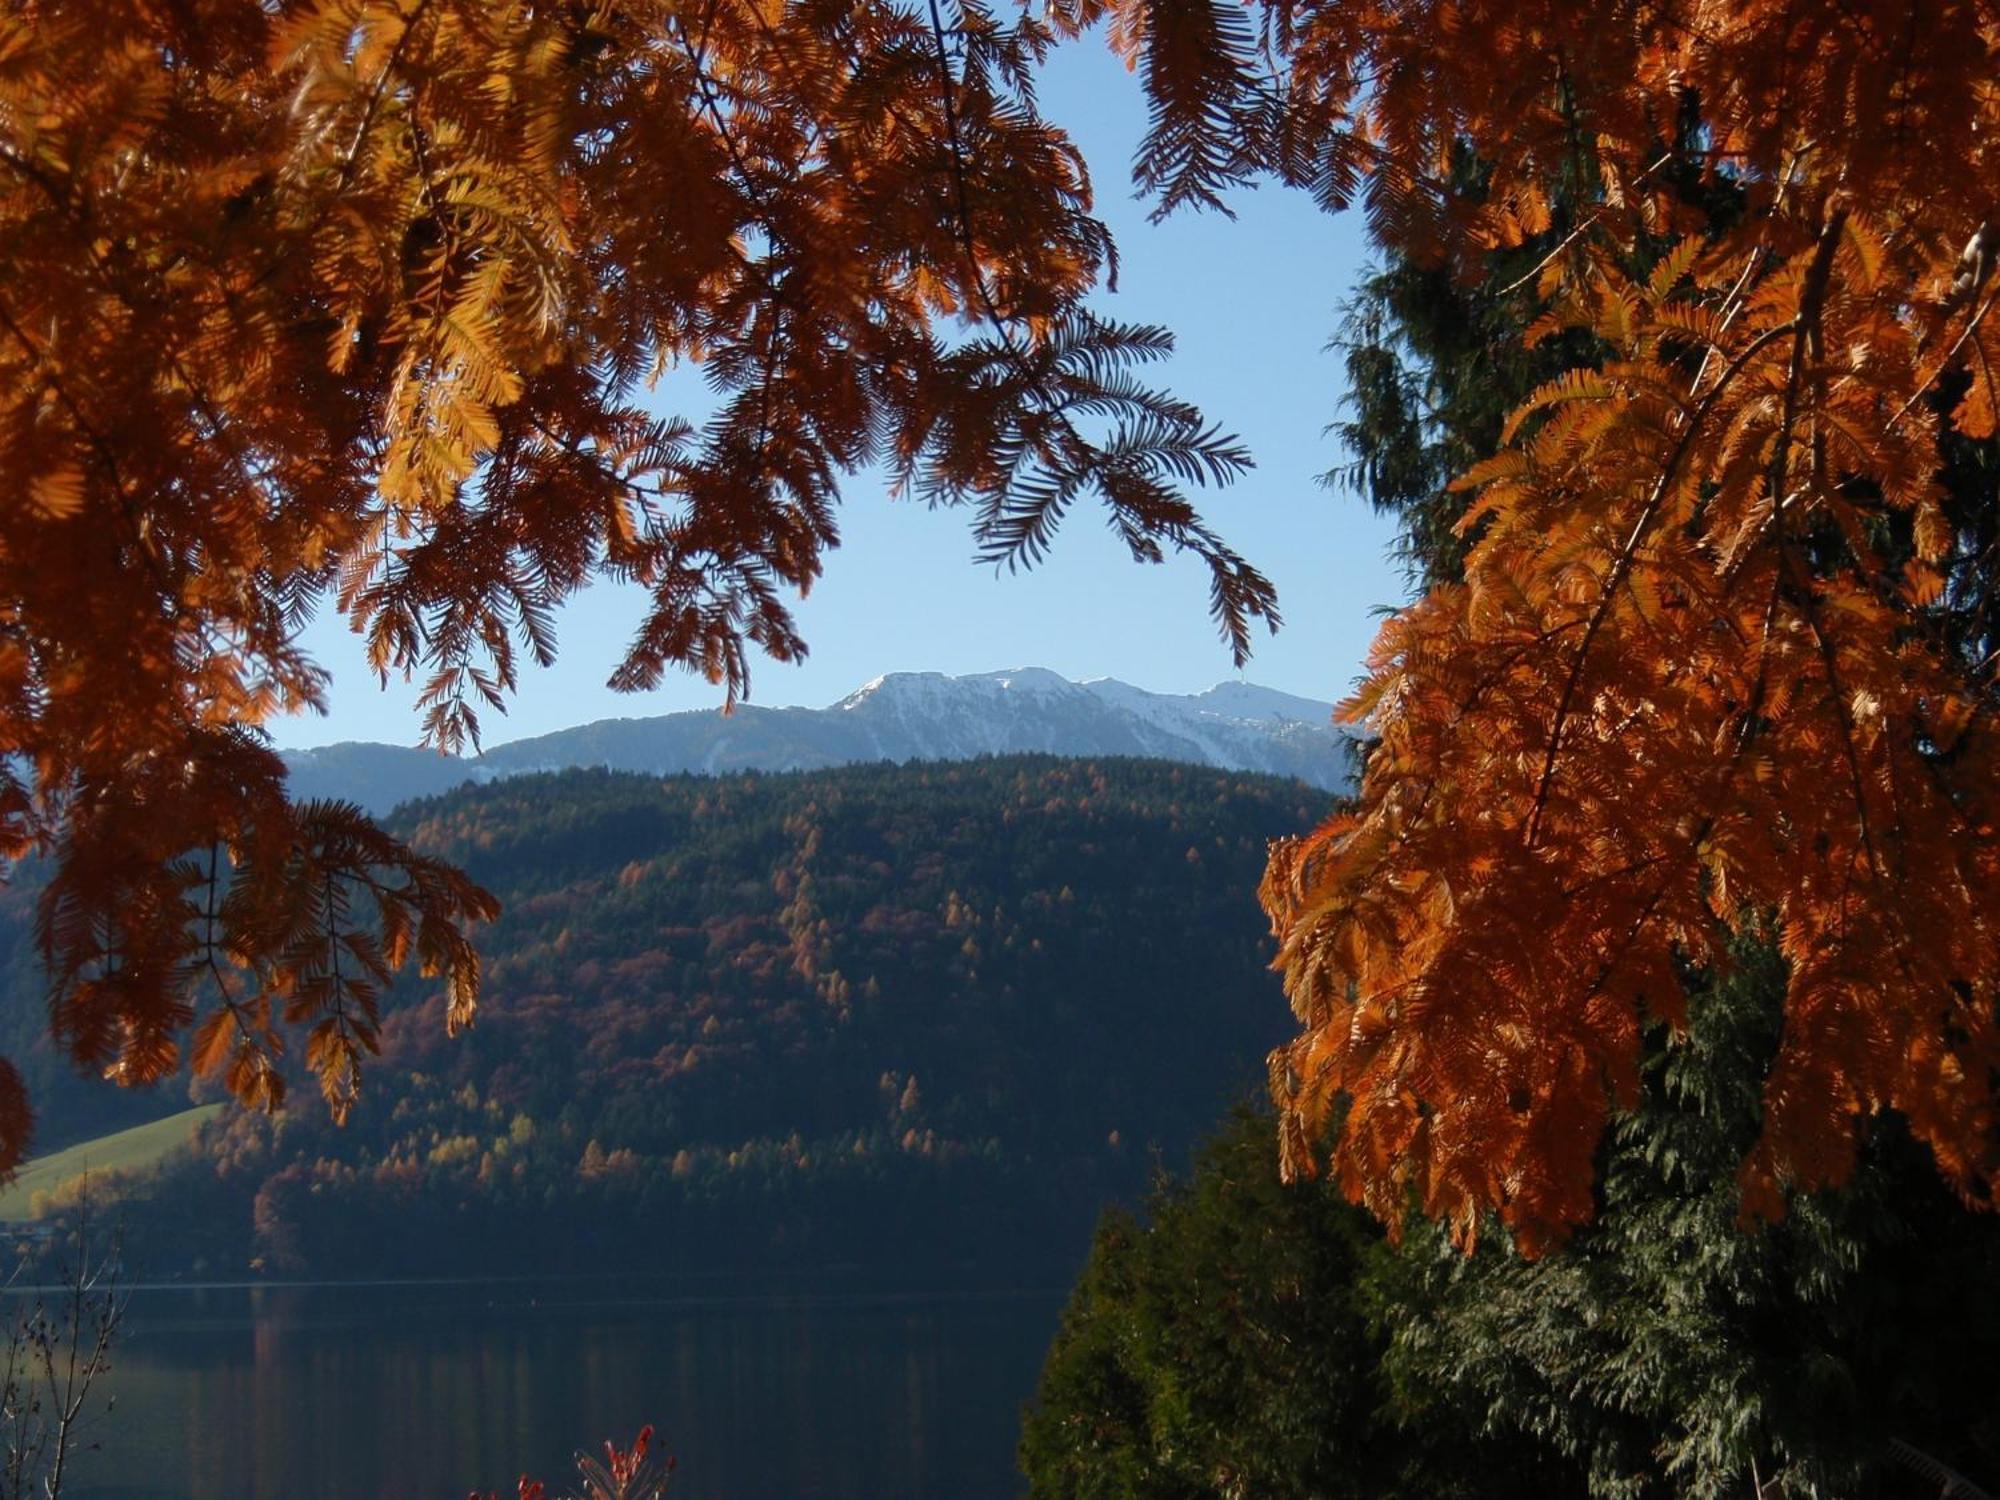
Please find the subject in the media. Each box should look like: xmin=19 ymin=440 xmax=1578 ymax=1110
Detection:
xmin=276 ymin=40 xmax=1398 ymax=751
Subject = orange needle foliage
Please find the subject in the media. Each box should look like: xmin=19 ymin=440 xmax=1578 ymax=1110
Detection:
xmin=7 ymin=0 xmax=1997 ymax=1255
xmin=0 ymin=0 xmax=1280 ymax=1168
xmin=1217 ymin=1 xmax=2000 ymax=1249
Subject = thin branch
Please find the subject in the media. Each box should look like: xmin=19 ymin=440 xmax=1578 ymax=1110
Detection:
xmin=1522 ymin=315 xmax=1801 ymax=846
xmin=1527 ymin=211 xmax=1845 ymax=846
xmin=925 ymin=0 xmax=1019 ymax=350
xmin=674 ymin=0 xmax=780 ymax=234
xmin=1890 ymin=279 xmax=2000 ymax=433
xmin=332 ymin=0 xmax=439 ymax=196
xmin=1492 ymin=151 xmax=1673 ymax=299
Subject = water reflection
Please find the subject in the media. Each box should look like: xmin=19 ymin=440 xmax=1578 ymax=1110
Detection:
xmin=63 ymin=1277 xmax=1066 ymax=1500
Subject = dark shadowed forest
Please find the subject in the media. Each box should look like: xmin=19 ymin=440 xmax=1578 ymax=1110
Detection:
xmin=3 ymin=757 xmax=1326 ymax=1279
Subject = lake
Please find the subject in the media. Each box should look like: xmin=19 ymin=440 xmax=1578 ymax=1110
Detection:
xmin=58 ymin=1275 xmax=1071 ymax=1500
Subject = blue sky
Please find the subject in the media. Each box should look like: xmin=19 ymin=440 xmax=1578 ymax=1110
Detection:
xmin=275 ymin=42 xmax=1406 ymax=751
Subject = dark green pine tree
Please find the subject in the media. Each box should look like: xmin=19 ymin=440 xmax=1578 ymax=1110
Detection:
xmin=1376 ymin=934 xmax=2000 ymax=1498
xmin=1018 ymin=1105 xmax=1577 ymax=1500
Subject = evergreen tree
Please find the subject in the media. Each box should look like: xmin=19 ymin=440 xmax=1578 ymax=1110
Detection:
xmin=1020 ymin=1106 xmax=1576 ymax=1500
xmin=1378 ymin=939 xmax=2000 ymax=1497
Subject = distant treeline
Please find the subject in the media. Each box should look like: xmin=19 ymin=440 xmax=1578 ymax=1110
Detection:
xmin=8 ymin=756 xmax=1329 ymax=1278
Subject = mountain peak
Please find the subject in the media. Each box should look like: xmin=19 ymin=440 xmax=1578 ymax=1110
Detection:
xmin=836 ymin=666 xmax=1079 ymax=711
xmin=285 ymin=668 xmax=1353 ymax=815
xmin=1188 ymin=679 xmax=1337 ymax=721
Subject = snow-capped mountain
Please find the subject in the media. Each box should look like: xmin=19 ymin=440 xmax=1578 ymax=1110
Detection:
xmin=282 ymin=668 xmax=1357 ymax=815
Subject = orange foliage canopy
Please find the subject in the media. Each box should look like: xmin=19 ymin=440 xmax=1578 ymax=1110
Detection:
xmin=7 ymin=0 xmax=2000 ymax=1254
xmin=0 ymin=0 xmax=1280 ymax=1167
xmin=1228 ymin=0 xmax=2000 ymax=1248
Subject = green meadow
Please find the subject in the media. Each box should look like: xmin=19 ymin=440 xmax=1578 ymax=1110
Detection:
xmin=0 ymin=1105 xmax=223 ymax=1223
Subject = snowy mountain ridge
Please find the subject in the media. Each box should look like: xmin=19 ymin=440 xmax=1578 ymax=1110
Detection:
xmin=282 ymin=668 xmax=1357 ymax=815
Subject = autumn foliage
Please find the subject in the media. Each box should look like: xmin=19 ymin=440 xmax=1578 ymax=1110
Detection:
xmin=471 ymin=1424 xmax=672 ymax=1500
xmin=6 ymin=0 xmax=2000 ymax=1255
xmin=0 ymin=0 xmax=1276 ymax=1167
xmin=1234 ymin=2 xmax=2000 ymax=1247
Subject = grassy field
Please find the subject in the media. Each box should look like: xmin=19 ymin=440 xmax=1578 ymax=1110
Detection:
xmin=0 ymin=1104 xmax=223 ymax=1222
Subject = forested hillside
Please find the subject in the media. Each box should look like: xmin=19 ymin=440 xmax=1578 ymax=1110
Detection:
xmin=15 ymin=757 xmax=1326 ymax=1277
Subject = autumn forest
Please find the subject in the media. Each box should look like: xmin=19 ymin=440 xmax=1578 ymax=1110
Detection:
xmin=5 ymin=0 xmax=2000 ymax=1496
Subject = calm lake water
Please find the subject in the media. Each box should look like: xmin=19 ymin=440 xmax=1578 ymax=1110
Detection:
xmin=59 ymin=1275 xmax=1070 ymax=1500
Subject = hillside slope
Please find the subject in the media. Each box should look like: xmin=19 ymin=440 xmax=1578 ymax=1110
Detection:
xmin=0 ymin=1105 xmax=222 ymax=1221
xmin=64 ymin=757 xmax=1329 ymax=1278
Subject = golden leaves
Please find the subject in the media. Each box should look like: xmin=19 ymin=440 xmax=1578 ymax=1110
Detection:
xmin=1240 ymin=1 xmax=2000 ymax=1248
xmin=24 ymin=461 xmax=82 ymax=518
